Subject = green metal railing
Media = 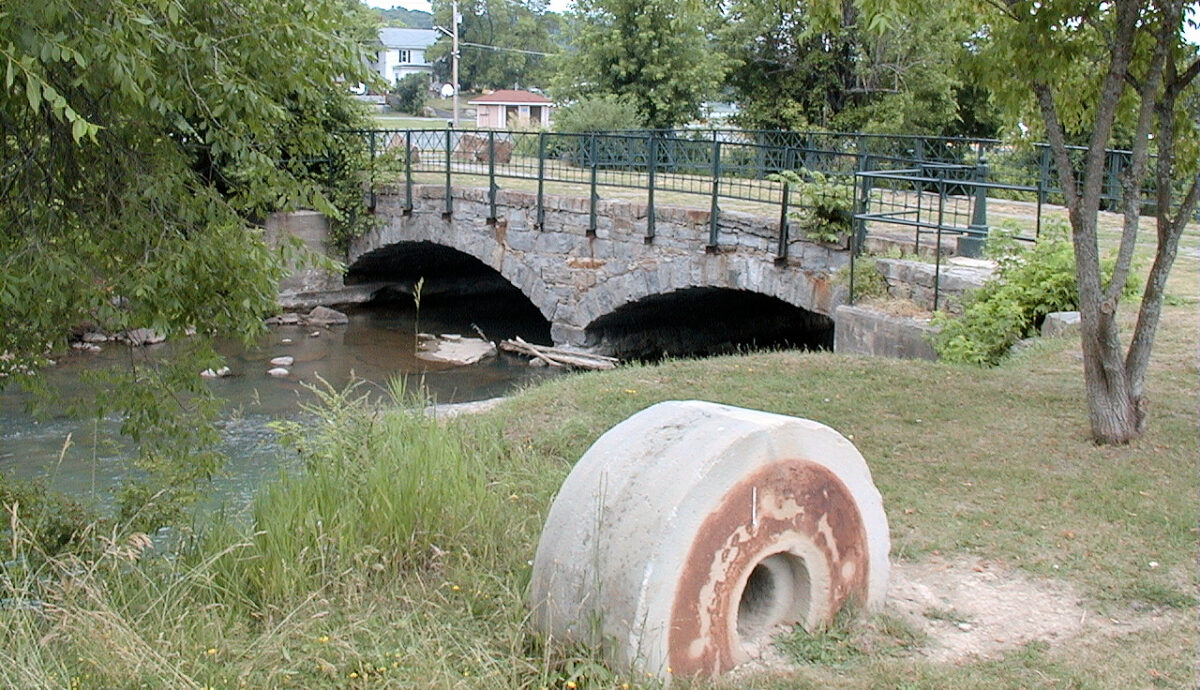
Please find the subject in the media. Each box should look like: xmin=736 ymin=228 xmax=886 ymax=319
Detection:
xmin=355 ymin=127 xmax=923 ymax=259
xmin=353 ymin=127 xmax=1177 ymax=266
xmin=849 ymin=166 xmax=1046 ymax=311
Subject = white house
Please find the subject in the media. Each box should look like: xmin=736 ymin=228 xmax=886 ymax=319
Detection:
xmin=468 ymin=90 xmax=555 ymax=129
xmin=372 ymin=28 xmax=439 ymax=86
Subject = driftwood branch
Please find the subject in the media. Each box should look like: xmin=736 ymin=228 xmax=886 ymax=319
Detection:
xmin=500 ymin=337 xmax=619 ymax=371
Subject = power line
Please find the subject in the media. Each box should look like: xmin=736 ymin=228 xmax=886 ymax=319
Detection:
xmin=457 ymin=41 xmax=555 ymax=57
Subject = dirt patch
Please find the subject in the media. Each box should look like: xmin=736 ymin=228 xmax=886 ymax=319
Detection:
xmin=857 ymin=296 xmax=933 ymax=319
xmin=886 ymin=556 xmax=1174 ymax=664
xmin=728 ymin=555 xmax=1179 ymax=680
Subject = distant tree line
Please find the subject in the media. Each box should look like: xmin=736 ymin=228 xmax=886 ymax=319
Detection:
xmin=375 ymin=6 xmax=434 ymax=29
xmin=390 ymin=0 xmax=1012 ymax=137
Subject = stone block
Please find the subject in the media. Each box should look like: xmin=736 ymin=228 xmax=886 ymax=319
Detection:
xmin=834 ymin=305 xmax=939 ymax=361
xmin=534 ymin=232 xmax=580 ymax=254
xmin=1041 ymin=311 xmax=1081 ymax=338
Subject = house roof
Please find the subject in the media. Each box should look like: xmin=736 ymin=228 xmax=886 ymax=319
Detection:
xmin=468 ymin=90 xmax=554 ymax=106
xmin=378 ymin=28 xmax=439 ymax=50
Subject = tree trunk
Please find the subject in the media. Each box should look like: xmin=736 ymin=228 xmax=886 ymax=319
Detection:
xmin=1079 ymin=316 xmax=1142 ymax=443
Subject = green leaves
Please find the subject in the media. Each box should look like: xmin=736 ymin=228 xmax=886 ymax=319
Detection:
xmin=553 ymin=0 xmax=725 ymax=129
xmin=771 ymin=170 xmax=855 ymax=243
xmin=931 ymin=224 xmax=1123 ymax=366
xmin=0 ymin=0 xmax=377 ymax=520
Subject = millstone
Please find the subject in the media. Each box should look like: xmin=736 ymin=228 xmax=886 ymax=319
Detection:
xmin=529 ymin=400 xmax=890 ymax=681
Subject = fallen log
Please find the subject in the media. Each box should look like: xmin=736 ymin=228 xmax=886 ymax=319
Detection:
xmin=500 ymin=337 xmax=619 ymax=371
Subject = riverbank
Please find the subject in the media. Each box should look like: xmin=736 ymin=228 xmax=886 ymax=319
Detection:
xmin=1 ymin=297 xmax=1196 ymax=688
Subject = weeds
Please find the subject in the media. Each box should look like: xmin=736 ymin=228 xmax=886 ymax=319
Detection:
xmin=1 ymin=288 xmax=1195 ymax=688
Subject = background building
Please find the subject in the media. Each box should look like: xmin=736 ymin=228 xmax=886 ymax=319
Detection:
xmin=372 ymin=28 xmax=439 ymax=86
xmin=469 ymin=90 xmax=554 ymax=129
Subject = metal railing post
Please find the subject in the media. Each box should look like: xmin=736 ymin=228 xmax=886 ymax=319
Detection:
xmin=487 ymin=130 xmax=497 ymax=224
xmin=1104 ymin=149 xmax=1122 ymax=211
xmin=1038 ymin=144 xmax=1052 ymax=206
xmin=443 ymin=126 xmax=453 ymax=217
xmin=588 ymin=133 xmax=598 ymax=237
xmin=368 ymin=129 xmax=377 ymax=212
xmin=707 ymin=138 xmax=721 ymax=251
xmin=853 ymin=154 xmax=873 ymax=252
xmin=848 ymin=188 xmax=857 ymax=305
xmin=913 ymin=172 xmax=924 ymax=255
xmin=645 ymin=133 xmax=657 ymax=244
xmin=754 ymin=131 xmax=766 ymax=179
xmin=775 ymin=179 xmax=791 ymax=263
xmin=403 ymin=130 xmax=413 ymax=214
xmin=535 ymin=131 xmax=545 ymax=230
xmin=934 ymin=175 xmax=946 ymax=312
xmin=962 ymin=155 xmax=989 ymax=257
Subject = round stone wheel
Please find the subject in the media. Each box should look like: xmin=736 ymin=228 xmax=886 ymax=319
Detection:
xmin=529 ymin=400 xmax=889 ymax=680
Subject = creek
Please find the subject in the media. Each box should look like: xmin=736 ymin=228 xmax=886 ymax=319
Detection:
xmin=0 ymin=297 xmax=555 ymax=512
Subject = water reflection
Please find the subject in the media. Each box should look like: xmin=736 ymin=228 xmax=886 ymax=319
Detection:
xmin=0 ymin=301 xmax=555 ymax=510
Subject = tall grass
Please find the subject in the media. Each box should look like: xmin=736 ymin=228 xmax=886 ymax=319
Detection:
xmin=0 ymin=290 xmax=1195 ymax=688
xmin=206 ymin=379 xmax=504 ymax=606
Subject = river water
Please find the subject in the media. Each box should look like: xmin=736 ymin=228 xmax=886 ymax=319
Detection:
xmin=0 ymin=300 xmax=554 ymax=511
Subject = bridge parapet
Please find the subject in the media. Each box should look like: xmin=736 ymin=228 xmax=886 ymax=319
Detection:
xmin=350 ymin=184 xmax=851 ymax=348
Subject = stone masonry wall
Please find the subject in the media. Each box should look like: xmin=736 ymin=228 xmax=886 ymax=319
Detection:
xmin=352 ymin=184 xmax=852 ymax=347
xmin=873 ymin=258 xmax=993 ymax=315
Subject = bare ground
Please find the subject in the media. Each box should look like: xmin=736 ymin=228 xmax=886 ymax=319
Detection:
xmin=731 ymin=555 xmax=1182 ymax=680
xmin=885 ymin=556 xmax=1179 ymax=665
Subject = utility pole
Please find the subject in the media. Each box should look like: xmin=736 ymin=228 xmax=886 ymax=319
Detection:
xmin=451 ymin=0 xmax=460 ymax=127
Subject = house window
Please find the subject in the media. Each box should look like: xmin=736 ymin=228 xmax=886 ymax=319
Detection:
xmin=397 ymin=50 xmax=412 ymax=64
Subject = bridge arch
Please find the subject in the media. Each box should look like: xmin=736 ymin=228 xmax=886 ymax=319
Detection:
xmin=349 ymin=185 xmax=851 ymax=352
xmin=569 ymin=254 xmax=837 ymax=331
xmin=582 ymin=287 xmax=834 ymax=359
xmin=348 ymin=214 xmax=559 ymax=325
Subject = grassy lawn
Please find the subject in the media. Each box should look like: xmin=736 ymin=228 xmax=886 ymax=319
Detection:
xmin=3 ymin=150 xmax=1196 ymax=687
xmin=3 ymin=279 xmax=1195 ymax=688
xmin=373 ymin=113 xmax=465 ymax=129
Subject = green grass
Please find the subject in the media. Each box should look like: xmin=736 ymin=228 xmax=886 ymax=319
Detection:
xmin=2 ymin=290 xmax=1197 ymax=688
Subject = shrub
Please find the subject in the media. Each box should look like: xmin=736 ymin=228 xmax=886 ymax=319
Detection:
xmin=386 ymin=73 xmax=429 ymax=115
xmin=0 ymin=471 xmax=97 ymax=558
xmin=551 ymin=94 xmax=645 ymax=133
xmin=836 ymin=255 xmax=890 ymax=301
xmin=771 ymin=170 xmax=855 ymax=243
xmin=932 ymin=223 xmax=1137 ymax=365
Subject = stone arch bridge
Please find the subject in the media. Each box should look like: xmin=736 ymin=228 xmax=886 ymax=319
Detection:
xmin=344 ymin=184 xmax=851 ymax=351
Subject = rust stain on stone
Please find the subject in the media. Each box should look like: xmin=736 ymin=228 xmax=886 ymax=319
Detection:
xmin=566 ymin=256 xmax=606 ymax=269
xmin=667 ymin=459 xmax=869 ymax=677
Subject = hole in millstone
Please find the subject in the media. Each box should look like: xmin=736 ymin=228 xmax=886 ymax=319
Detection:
xmin=736 ymin=553 xmax=811 ymax=645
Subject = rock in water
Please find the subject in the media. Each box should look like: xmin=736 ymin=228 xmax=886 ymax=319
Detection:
xmin=416 ymin=336 xmax=497 ymax=366
xmin=306 ymin=306 xmax=349 ymax=326
xmin=267 ymin=367 xmax=290 ymax=377
xmin=123 ymin=328 xmax=166 ymax=346
xmin=269 ymin=356 xmax=295 ymax=367
xmin=265 ymin=313 xmax=301 ymax=326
